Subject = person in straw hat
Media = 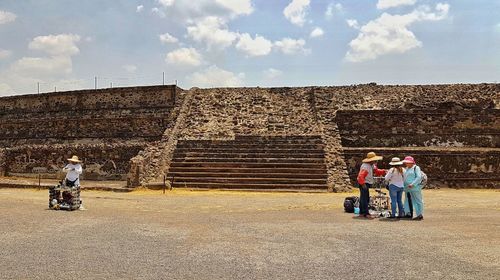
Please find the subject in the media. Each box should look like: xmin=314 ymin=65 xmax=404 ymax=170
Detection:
xmin=63 ymin=155 xmax=83 ymax=187
xmin=356 ymin=152 xmax=387 ymax=219
xmin=384 ymin=157 xmax=405 ymax=219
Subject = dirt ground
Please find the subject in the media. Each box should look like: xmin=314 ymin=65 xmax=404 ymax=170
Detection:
xmin=0 ymin=188 xmax=499 ymax=280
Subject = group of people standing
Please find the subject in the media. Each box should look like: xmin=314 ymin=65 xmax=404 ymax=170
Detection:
xmin=357 ymin=152 xmax=424 ymax=220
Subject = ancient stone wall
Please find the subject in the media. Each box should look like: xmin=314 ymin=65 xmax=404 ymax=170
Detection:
xmin=0 ymin=85 xmax=175 ymax=112
xmin=0 ymin=85 xmax=179 ymax=180
xmin=311 ymin=84 xmax=499 ymax=190
xmin=4 ymin=143 xmax=145 ymax=180
xmin=180 ymin=88 xmax=322 ymax=140
xmin=336 ymin=110 xmax=499 ymax=148
xmin=156 ymin=83 xmax=499 ymax=190
xmin=1 ymin=83 xmax=498 ymax=189
xmin=0 ymin=149 xmax=6 ymax=176
xmin=127 ymin=89 xmax=190 ymax=186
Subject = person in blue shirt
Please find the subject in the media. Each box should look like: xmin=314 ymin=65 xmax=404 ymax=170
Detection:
xmin=402 ymin=156 xmax=424 ymax=220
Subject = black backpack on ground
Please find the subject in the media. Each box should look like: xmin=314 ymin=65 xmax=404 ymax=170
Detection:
xmin=344 ymin=196 xmax=359 ymax=213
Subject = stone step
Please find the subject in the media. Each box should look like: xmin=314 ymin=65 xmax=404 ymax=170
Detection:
xmin=176 ymin=143 xmax=325 ymax=149
xmin=167 ymin=172 xmax=328 ymax=179
xmin=234 ymin=135 xmax=322 ymax=141
xmin=171 ymin=177 xmax=327 ymax=185
xmin=170 ymin=162 xmax=326 ymax=169
xmin=167 ymin=136 xmax=329 ymax=190
xmin=176 ymin=147 xmax=324 ymax=154
xmin=170 ymin=182 xmax=328 ymax=190
xmin=172 ymin=157 xmax=325 ymax=163
xmin=168 ymin=167 xmax=327 ymax=174
xmin=173 ymin=152 xmax=325 ymax=159
xmin=177 ymin=138 xmax=323 ymax=145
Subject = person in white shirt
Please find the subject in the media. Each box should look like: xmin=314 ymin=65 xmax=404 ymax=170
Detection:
xmin=384 ymin=157 xmax=405 ymax=218
xmin=63 ymin=155 xmax=83 ymax=187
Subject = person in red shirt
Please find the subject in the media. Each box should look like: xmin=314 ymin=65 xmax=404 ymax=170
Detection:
xmin=356 ymin=152 xmax=387 ymax=219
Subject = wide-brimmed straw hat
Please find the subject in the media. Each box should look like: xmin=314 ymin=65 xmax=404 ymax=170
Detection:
xmin=67 ymin=155 xmax=81 ymax=163
xmin=402 ymin=156 xmax=415 ymax=164
xmin=362 ymin=152 xmax=383 ymax=163
xmin=389 ymin=157 xmax=403 ymax=166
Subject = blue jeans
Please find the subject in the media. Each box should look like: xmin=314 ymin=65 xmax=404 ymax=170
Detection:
xmin=389 ymin=184 xmax=404 ymax=217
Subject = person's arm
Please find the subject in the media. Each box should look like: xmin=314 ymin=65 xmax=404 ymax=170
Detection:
xmin=357 ymin=169 xmax=368 ymax=185
xmin=384 ymin=168 xmax=393 ymax=182
xmin=374 ymin=165 xmax=387 ymax=176
xmin=62 ymin=164 xmax=71 ymax=172
xmin=410 ymin=166 xmax=422 ymax=186
xmin=74 ymin=164 xmax=83 ymax=175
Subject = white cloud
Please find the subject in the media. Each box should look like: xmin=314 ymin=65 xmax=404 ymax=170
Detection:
xmin=29 ymin=34 xmax=81 ymax=56
xmin=187 ymin=16 xmax=238 ymax=50
xmin=159 ymin=33 xmax=179 ymax=44
xmin=274 ymin=38 xmax=311 ymax=55
xmin=346 ymin=3 xmax=450 ymax=62
xmin=157 ymin=0 xmax=175 ymax=7
xmin=165 ymin=47 xmax=203 ymax=66
xmin=123 ymin=64 xmax=137 ymax=73
xmin=0 ymin=33 xmax=83 ymax=95
xmin=346 ymin=19 xmax=360 ymax=29
xmin=325 ymin=2 xmax=343 ymax=20
xmin=0 ymin=49 xmax=12 ymax=59
xmin=12 ymin=34 xmax=82 ymax=76
xmin=377 ymin=0 xmax=417 ymax=10
xmin=151 ymin=0 xmax=252 ymax=23
xmin=283 ymin=0 xmax=310 ymax=27
xmin=151 ymin=7 xmax=166 ymax=18
xmin=235 ymin=33 xmax=273 ymax=57
xmin=263 ymin=68 xmax=283 ymax=80
xmin=310 ymin=27 xmax=324 ymax=38
xmin=215 ymin=0 xmax=254 ymax=16
xmin=188 ymin=65 xmax=244 ymax=87
xmin=0 ymin=10 xmax=16 ymax=24
xmin=420 ymin=3 xmax=450 ymax=20
xmin=136 ymin=5 xmax=144 ymax=13
xmin=12 ymin=56 xmax=73 ymax=76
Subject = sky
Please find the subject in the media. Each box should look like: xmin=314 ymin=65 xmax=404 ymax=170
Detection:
xmin=0 ymin=0 xmax=499 ymax=95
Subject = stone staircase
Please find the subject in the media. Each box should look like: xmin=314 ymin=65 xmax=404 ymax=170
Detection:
xmin=166 ymin=136 xmax=328 ymax=190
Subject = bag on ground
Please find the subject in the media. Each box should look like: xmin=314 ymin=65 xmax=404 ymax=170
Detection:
xmin=343 ymin=196 xmax=359 ymax=213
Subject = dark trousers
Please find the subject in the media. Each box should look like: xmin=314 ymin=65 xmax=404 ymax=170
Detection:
xmin=407 ymin=192 xmax=413 ymax=217
xmin=65 ymin=179 xmax=77 ymax=187
xmin=359 ymin=183 xmax=371 ymax=215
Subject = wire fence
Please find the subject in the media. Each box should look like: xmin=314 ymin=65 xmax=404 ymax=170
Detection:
xmin=1 ymin=73 xmax=178 ymax=95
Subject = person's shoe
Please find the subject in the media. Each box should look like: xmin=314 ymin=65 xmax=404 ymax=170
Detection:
xmin=412 ymin=215 xmax=423 ymax=221
xmin=402 ymin=214 xmax=413 ymax=219
xmin=352 ymin=215 xmax=370 ymax=219
xmin=387 ymin=216 xmax=396 ymax=219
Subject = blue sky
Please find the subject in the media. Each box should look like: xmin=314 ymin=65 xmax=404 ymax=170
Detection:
xmin=0 ymin=0 xmax=499 ymax=95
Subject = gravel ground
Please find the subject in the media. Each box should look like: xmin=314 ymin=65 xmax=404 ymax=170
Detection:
xmin=0 ymin=188 xmax=499 ymax=280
